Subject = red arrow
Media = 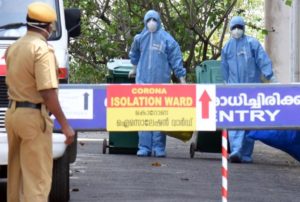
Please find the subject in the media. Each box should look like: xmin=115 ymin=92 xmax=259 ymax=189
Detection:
xmin=199 ymin=90 xmax=211 ymax=119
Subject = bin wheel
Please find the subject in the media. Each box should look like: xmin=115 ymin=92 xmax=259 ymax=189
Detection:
xmin=190 ymin=142 xmax=196 ymax=158
xmin=102 ymin=138 xmax=107 ymax=154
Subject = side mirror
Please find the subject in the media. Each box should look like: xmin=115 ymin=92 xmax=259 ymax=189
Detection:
xmin=64 ymin=8 xmax=81 ymax=38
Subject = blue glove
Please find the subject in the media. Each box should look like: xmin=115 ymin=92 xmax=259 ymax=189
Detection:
xmin=269 ymin=75 xmax=278 ymax=83
xmin=128 ymin=65 xmax=137 ymax=78
xmin=179 ymin=77 xmax=186 ymax=84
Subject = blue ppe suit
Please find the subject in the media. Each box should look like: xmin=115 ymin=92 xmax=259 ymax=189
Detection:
xmin=129 ymin=10 xmax=186 ymax=157
xmin=221 ymin=16 xmax=274 ymax=163
xmin=248 ymin=130 xmax=300 ymax=162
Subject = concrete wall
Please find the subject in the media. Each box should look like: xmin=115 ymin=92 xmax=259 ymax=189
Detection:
xmin=265 ymin=0 xmax=300 ymax=83
xmin=291 ymin=1 xmax=300 ymax=82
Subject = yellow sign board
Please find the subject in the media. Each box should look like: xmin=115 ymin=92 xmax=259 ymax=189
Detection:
xmin=107 ymin=84 xmax=216 ymax=131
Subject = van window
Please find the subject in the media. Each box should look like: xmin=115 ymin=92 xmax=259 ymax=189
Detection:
xmin=0 ymin=0 xmax=61 ymax=40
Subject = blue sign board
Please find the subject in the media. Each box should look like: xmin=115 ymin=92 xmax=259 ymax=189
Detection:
xmin=54 ymin=84 xmax=300 ymax=131
xmin=54 ymin=84 xmax=106 ymax=131
xmin=217 ymin=84 xmax=300 ymax=129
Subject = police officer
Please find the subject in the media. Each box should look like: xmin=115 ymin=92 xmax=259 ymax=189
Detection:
xmin=5 ymin=2 xmax=75 ymax=201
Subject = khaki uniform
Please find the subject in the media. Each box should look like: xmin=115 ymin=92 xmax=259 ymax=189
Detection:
xmin=5 ymin=31 xmax=58 ymax=202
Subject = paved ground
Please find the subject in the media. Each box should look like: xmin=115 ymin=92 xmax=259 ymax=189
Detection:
xmin=68 ymin=132 xmax=300 ymax=202
xmin=1 ymin=131 xmax=299 ymax=202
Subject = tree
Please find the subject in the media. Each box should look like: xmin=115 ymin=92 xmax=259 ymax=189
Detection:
xmin=64 ymin=0 xmax=264 ymax=83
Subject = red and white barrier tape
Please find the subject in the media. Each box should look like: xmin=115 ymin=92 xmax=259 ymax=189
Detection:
xmin=222 ymin=130 xmax=228 ymax=202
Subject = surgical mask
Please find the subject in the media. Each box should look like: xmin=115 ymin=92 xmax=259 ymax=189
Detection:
xmin=27 ymin=22 xmax=51 ymax=39
xmin=231 ymin=28 xmax=244 ymax=39
xmin=147 ymin=19 xmax=158 ymax=32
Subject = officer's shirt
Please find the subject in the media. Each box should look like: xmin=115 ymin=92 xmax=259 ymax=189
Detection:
xmin=5 ymin=31 xmax=58 ymax=104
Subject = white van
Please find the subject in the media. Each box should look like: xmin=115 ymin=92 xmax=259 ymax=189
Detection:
xmin=0 ymin=0 xmax=81 ymax=201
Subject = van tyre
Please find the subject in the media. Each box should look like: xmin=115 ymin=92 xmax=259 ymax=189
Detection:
xmin=102 ymin=138 xmax=107 ymax=154
xmin=68 ymin=132 xmax=78 ymax=163
xmin=49 ymin=151 xmax=70 ymax=202
xmin=190 ymin=142 xmax=196 ymax=158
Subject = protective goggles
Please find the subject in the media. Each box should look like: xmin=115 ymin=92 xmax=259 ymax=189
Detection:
xmin=147 ymin=17 xmax=157 ymax=22
xmin=230 ymin=24 xmax=244 ymax=30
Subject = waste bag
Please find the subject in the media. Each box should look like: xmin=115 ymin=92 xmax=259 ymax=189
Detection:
xmin=165 ymin=131 xmax=194 ymax=143
xmin=248 ymin=130 xmax=300 ymax=162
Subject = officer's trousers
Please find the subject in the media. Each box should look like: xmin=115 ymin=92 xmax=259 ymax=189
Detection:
xmin=5 ymin=102 xmax=53 ymax=202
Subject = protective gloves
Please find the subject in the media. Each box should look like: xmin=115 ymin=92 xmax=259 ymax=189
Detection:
xmin=269 ymin=75 xmax=278 ymax=83
xmin=128 ymin=65 xmax=137 ymax=78
xmin=179 ymin=77 xmax=186 ymax=84
xmin=262 ymin=74 xmax=278 ymax=83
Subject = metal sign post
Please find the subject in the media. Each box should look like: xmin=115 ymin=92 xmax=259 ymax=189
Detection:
xmin=222 ymin=130 xmax=228 ymax=202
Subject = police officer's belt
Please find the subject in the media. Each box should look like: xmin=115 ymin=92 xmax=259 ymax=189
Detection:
xmin=8 ymin=100 xmax=41 ymax=110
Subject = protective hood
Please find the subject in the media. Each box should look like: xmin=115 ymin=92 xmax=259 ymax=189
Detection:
xmin=229 ymin=16 xmax=245 ymax=30
xmin=143 ymin=10 xmax=161 ymax=31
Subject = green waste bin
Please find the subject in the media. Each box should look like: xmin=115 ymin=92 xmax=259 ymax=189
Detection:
xmin=106 ymin=59 xmax=136 ymax=84
xmin=190 ymin=60 xmax=223 ymax=158
xmin=103 ymin=59 xmax=139 ymax=155
xmin=195 ymin=60 xmax=223 ymax=84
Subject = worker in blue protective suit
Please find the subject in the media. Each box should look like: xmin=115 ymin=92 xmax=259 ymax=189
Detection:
xmin=221 ymin=16 xmax=275 ymax=163
xmin=128 ymin=10 xmax=186 ymax=157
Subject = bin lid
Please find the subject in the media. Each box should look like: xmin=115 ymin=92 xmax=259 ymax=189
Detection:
xmin=107 ymin=59 xmax=133 ymax=70
xmin=195 ymin=60 xmax=223 ymax=84
xmin=197 ymin=60 xmax=221 ymax=69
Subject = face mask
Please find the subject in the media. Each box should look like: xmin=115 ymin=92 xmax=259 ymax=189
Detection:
xmin=27 ymin=22 xmax=51 ymax=39
xmin=231 ymin=28 xmax=244 ymax=39
xmin=147 ymin=19 xmax=158 ymax=32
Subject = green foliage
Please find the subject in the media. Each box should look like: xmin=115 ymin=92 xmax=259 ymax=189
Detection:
xmin=261 ymin=29 xmax=269 ymax=36
xmin=187 ymin=71 xmax=196 ymax=84
xmin=69 ymin=62 xmax=107 ymax=84
xmin=285 ymin=0 xmax=293 ymax=6
xmin=64 ymin=0 xmax=266 ymax=83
